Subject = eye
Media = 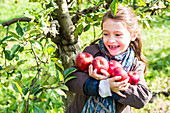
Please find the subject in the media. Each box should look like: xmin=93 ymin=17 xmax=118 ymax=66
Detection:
xmin=116 ymin=34 xmax=122 ymax=36
xmin=103 ymin=33 xmax=109 ymax=36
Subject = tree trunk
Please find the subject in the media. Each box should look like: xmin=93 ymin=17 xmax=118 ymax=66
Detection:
xmin=53 ymin=0 xmax=81 ymax=109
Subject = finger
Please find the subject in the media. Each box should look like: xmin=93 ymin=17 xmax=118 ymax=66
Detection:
xmin=116 ymin=91 xmax=126 ymax=98
xmin=124 ymin=77 xmax=129 ymax=83
xmin=109 ymin=76 xmax=122 ymax=82
xmin=100 ymin=69 xmax=110 ymax=77
xmin=93 ymin=74 xmax=107 ymax=80
xmin=119 ymin=83 xmax=130 ymax=91
xmin=88 ymin=64 xmax=93 ymax=74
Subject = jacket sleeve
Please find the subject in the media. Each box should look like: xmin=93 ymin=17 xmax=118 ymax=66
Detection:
xmin=118 ymin=58 xmax=152 ymax=109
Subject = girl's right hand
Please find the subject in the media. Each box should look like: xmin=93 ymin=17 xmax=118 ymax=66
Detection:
xmin=109 ymin=76 xmax=129 ymax=98
xmin=88 ymin=64 xmax=110 ymax=80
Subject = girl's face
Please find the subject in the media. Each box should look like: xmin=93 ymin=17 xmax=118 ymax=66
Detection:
xmin=102 ymin=18 xmax=135 ymax=56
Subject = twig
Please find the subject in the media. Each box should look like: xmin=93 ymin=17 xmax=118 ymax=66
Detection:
xmin=1 ymin=17 xmax=31 ymax=27
xmin=25 ymin=41 xmax=42 ymax=112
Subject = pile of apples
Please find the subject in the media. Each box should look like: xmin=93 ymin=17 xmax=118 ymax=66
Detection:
xmin=75 ymin=53 xmax=140 ymax=85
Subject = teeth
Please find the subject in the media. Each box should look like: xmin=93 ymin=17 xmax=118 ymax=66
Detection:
xmin=109 ymin=45 xmax=119 ymax=49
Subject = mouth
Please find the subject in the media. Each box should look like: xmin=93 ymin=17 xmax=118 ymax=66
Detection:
xmin=108 ymin=45 xmax=120 ymax=49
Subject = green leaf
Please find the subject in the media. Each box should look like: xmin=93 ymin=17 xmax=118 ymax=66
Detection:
xmin=44 ymin=7 xmax=55 ymax=18
xmin=47 ymin=76 xmax=57 ymax=86
xmin=64 ymin=75 xmax=76 ymax=83
xmin=3 ymin=50 xmax=14 ymax=60
xmin=0 ymin=65 xmax=15 ymax=74
xmin=22 ymin=87 xmax=29 ymax=95
xmin=75 ymin=23 xmax=83 ymax=38
xmin=0 ymin=35 xmax=13 ymax=44
xmin=51 ymin=58 xmax=64 ymax=71
xmin=12 ymin=83 xmax=19 ymax=93
xmin=29 ymin=30 xmax=41 ymax=35
xmin=47 ymin=44 xmax=55 ymax=55
xmin=33 ymin=105 xmax=45 ymax=113
xmin=11 ymin=44 xmax=20 ymax=55
xmin=84 ymin=24 xmax=91 ymax=32
xmin=8 ymin=31 xmax=20 ymax=40
xmin=41 ymin=74 xmax=50 ymax=85
xmin=56 ymin=69 xmax=64 ymax=81
xmin=16 ymin=71 xmax=22 ymax=80
xmin=17 ymin=60 xmax=27 ymax=66
xmin=18 ymin=100 xmax=26 ymax=113
xmin=13 ymin=82 xmax=24 ymax=96
xmin=16 ymin=22 xmax=24 ymax=37
xmin=59 ymin=85 xmax=69 ymax=91
xmin=31 ymin=40 xmax=43 ymax=50
xmin=64 ymin=67 xmax=77 ymax=78
xmin=110 ymin=0 xmax=118 ymax=17
xmin=30 ymin=85 xmax=40 ymax=95
xmin=54 ymin=88 xmax=66 ymax=96
xmin=18 ymin=46 xmax=24 ymax=52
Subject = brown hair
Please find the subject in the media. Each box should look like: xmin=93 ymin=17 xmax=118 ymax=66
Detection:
xmin=91 ymin=5 xmax=147 ymax=72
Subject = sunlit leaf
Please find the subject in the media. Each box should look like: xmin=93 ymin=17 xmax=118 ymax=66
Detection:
xmin=16 ymin=71 xmax=22 ymax=80
xmin=47 ymin=76 xmax=57 ymax=86
xmin=54 ymin=88 xmax=66 ymax=96
xmin=44 ymin=7 xmax=55 ymax=18
xmin=59 ymin=84 xmax=69 ymax=91
xmin=56 ymin=69 xmax=64 ymax=81
xmin=47 ymin=44 xmax=55 ymax=55
xmin=0 ymin=65 xmax=16 ymax=74
xmin=12 ymin=82 xmax=23 ymax=96
xmin=41 ymin=74 xmax=50 ymax=85
xmin=31 ymin=40 xmax=43 ymax=50
xmin=8 ymin=31 xmax=20 ymax=40
xmin=51 ymin=58 xmax=64 ymax=71
xmin=110 ymin=0 xmax=118 ymax=16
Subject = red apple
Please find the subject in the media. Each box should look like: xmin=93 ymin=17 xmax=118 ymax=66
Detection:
xmin=92 ymin=56 xmax=109 ymax=74
xmin=127 ymin=71 xmax=140 ymax=85
xmin=108 ymin=60 xmax=122 ymax=75
xmin=111 ymin=67 xmax=129 ymax=82
xmin=75 ymin=53 xmax=94 ymax=72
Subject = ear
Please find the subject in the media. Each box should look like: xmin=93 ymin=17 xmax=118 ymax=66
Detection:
xmin=131 ymin=30 xmax=138 ymax=41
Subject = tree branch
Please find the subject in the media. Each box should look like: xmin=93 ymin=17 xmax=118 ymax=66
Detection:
xmin=71 ymin=4 xmax=102 ymax=25
xmin=1 ymin=17 xmax=31 ymax=27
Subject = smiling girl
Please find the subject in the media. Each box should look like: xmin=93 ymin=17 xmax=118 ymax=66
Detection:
xmin=66 ymin=4 xmax=152 ymax=113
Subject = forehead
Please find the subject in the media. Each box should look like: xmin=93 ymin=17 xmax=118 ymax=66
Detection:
xmin=103 ymin=19 xmax=127 ymax=31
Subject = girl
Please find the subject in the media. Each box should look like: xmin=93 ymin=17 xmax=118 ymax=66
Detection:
xmin=66 ymin=4 xmax=152 ymax=113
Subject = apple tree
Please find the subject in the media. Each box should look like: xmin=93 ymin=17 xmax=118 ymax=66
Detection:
xmin=0 ymin=0 xmax=169 ymax=112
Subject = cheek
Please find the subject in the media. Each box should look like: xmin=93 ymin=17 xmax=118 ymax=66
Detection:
xmin=103 ymin=38 xmax=108 ymax=45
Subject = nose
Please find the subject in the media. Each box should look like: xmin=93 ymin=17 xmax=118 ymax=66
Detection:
xmin=108 ymin=34 xmax=116 ymax=43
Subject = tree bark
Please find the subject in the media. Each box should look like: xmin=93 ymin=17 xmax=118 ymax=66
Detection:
xmin=54 ymin=0 xmax=81 ymax=109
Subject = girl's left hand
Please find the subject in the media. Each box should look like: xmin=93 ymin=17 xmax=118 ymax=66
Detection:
xmin=88 ymin=64 xmax=110 ymax=80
